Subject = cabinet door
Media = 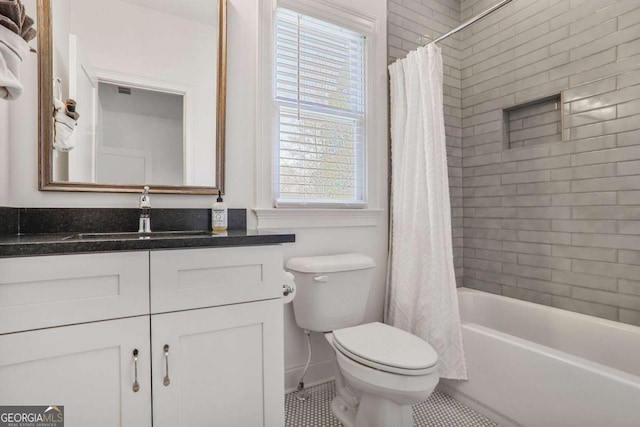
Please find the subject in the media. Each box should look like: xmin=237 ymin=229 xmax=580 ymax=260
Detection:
xmin=0 ymin=317 xmax=152 ymax=427
xmin=151 ymin=299 xmax=284 ymax=427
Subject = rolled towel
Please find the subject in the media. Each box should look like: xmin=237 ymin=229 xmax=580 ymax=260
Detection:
xmin=0 ymin=23 xmax=28 ymax=100
xmin=0 ymin=0 xmax=20 ymax=33
xmin=64 ymin=99 xmax=80 ymax=121
xmin=17 ymin=1 xmax=35 ymax=43
xmin=21 ymin=15 xmax=34 ymax=42
xmin=0 ymin=14 xmax=18 ymax=34
xmin=0 ymin=0 xmax=35 ymax=42
xmin=22 ymin=26 xmax=34 ymax=42
xmin=65 ymin=98 xmax=76 ymax=112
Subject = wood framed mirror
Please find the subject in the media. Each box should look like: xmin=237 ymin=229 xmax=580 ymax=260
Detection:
xmin=37 ymin=0 xmax=226 ymax=194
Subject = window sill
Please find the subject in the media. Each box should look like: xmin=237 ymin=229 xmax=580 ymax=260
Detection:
xmin=253 ymin=208 xmax=384 ymax=230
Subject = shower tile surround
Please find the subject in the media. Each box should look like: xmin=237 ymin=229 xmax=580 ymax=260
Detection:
xmin=389 ymin=0 xmax=640 ymax=326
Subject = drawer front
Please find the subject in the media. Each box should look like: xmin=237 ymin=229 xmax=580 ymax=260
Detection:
xmin=150 ymin=246 xmax=283 ymax=313
xmin=0 ymin=252 xmax=149 ymax=334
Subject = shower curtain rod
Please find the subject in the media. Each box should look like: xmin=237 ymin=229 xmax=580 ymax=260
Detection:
xmin=430 ymin=0 xmax=514 ymax=44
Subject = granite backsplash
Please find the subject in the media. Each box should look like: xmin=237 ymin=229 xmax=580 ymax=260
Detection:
xmin=0 ymin=207 xmax=246 ymax=235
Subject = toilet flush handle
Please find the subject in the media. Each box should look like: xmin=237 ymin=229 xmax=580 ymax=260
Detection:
xmin=313 ymin=276 xmax=329 ymax=282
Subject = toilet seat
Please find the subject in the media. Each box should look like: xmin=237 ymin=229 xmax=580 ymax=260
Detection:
xmin=332 ymin=322 xmax=438 ymax=376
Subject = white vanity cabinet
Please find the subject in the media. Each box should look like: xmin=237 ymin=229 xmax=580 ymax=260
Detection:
xmin=0 ymin=245 xmax=285 ymax=427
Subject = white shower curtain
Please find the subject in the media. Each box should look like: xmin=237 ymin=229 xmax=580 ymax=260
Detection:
xmin=386 ymin=44 xmax=467 ymax=380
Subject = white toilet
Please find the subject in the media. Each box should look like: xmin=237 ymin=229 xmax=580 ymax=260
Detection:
xmin=286 ymin=253 xmax=439 ymax=427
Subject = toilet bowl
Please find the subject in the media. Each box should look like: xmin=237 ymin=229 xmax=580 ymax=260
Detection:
xmin=325 ymin=322 xmax=439 ymax=427
xmin=286 ymin=254 xmax=439 ymax=427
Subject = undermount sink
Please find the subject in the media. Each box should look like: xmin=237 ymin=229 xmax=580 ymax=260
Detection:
xmin=62 ymin=230 xmax=216 ymax=241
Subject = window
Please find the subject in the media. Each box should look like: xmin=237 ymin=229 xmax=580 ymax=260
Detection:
xmin=273 ymin=8 xmax=367 ymax=208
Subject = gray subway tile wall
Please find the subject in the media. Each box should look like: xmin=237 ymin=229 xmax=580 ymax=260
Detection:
xmin=389 ymin=0 xmax=640 ymax=326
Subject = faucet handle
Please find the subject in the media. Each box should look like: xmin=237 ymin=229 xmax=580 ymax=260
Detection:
xmin=140 ymin=186 xmax=151 ymax=208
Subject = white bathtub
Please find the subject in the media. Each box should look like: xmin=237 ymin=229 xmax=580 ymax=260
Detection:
xmin=440 ymin=288 xmax=640 ymax=427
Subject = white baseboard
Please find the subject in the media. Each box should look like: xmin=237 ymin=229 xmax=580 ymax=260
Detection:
xmin=285 ymin=357 xmax=336 ymax=393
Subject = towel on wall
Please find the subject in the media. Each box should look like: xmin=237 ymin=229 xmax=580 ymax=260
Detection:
xmin=0 ymin=24 xmax=28 ymax=100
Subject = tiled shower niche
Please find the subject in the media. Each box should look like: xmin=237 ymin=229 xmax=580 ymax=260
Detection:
xmin=504 ymin=94 xmax=562 ymax=149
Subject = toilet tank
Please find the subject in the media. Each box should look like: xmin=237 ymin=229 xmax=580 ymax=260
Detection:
xmin=286 ymin=253 xmax=375 ymax=333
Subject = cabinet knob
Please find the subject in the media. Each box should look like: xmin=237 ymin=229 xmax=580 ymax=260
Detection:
xmin=132 ymin=349 xmax=140 ymax=393
xmin=163 ymin=344 xmax=171 ymax=386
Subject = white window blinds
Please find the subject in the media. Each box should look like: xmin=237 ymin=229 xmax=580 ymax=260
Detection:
xmin=274 ymin=8 xmax=367 ymax=207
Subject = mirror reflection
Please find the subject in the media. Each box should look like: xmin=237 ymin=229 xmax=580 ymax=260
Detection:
xmin=40 ymin=0 xmax=226 ymax=193
xmin=93 ymin=83 xmax=184 ymax=185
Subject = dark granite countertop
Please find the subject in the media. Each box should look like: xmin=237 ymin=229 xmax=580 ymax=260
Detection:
xmin=0 ymin=229 xmax=295 ymax=258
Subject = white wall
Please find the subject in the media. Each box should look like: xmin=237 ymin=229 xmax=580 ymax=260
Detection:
xmin=100 ymin=110 xmax=183 ymax=184
xmin=11 ymin=0 xmax=388 ymax=389
xmin=99 ymin=84 xmax=183 ymax=185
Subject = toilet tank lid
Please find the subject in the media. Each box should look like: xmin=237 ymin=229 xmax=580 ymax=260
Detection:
xmin=286 ymin=253 xmax=375 ymax=273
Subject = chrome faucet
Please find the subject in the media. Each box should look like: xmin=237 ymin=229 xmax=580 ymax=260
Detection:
xmin=138 ymin=186 xmax=151 ymax=233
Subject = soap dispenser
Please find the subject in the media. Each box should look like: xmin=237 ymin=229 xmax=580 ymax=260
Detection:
xmin=212 ymin=190 xmax=228 ymax=232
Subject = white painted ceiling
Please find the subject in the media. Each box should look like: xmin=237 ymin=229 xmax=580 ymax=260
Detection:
xmin=118 ymin=0 xmax=217 ymax=26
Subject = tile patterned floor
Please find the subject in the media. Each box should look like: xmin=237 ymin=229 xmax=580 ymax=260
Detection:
xmin=285 ymin=381 xmax=500 ymax=427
